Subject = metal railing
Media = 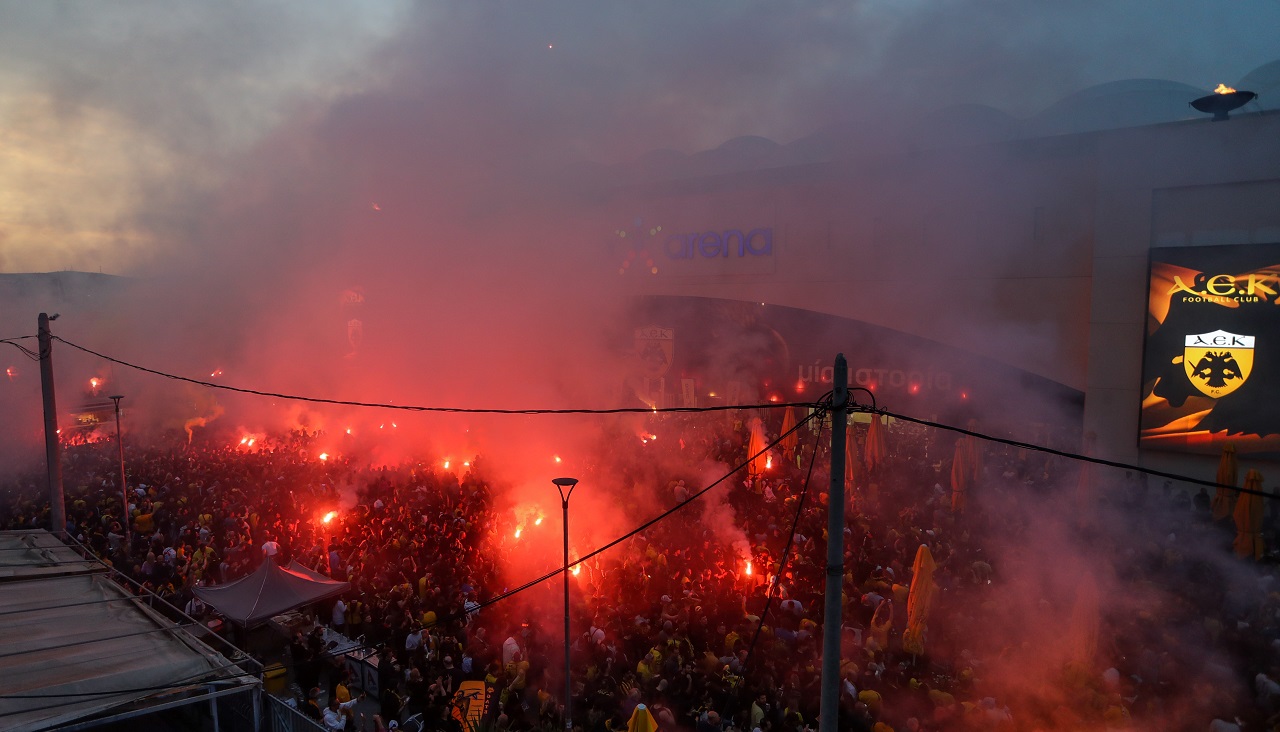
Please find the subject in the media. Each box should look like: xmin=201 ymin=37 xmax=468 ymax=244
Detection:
xmin=264 ymin=694 xmax=326 ymax=732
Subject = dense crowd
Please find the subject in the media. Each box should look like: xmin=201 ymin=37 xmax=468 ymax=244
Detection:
xmin=3 ymin=410 xmax=1280 ymax=732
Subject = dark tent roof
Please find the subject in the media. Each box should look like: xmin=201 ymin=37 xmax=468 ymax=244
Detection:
xmin=193 ymin=557 xmax=349 ymax=626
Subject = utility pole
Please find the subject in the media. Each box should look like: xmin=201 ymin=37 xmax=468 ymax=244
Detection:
xmin=820 ymin=354 xmax=848 ymax=732
xmin=38 ymin=313 xmax=66 ymax=538
xmin=110 ymin=395 xmax=131 ymax=548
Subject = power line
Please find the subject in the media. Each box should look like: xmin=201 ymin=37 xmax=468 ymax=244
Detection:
xmin=44 ymin=335 xmax=1271 ymax=501
xmin=51 ymin=336 xmax=807 ymax=415
xmin=867 ymin=406 xmax=1273 ymax=501
xmin=0 ymin=337 xmax=41 ymax=361
xmin=463 ymin=402 xmax=826 ymax=619
xmin=0 ymin=403 xmax=828 ymax=703
xmin=742 ymin=403 xmax=826 ymax=676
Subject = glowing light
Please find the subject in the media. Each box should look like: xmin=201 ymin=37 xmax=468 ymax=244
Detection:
xmin=769 ymin=394 xmax=780 ymax=403
xmin=548 ymin=43 xmax=554 ymax=49
xmin=534 ymin=517 xmax=543 ymax=526
xmin=746 ymin=561 xmax=753 ymax=576
xmin=795 ymin=380 xmax=805 ymax=392
xmin=210 ymin=369 xmax=223 ymax=378
xmin=391 ymin=422 xmax=397 ymax=428
xmin=1215 ymin=83 xmax=1237 ymax=95
xmin=346 ymin=427 xmax=353 ymax=435
xmin=514 ymin=528 xmax=522 ymax=539
xmin=909 ymin=384 xmax=919 ymax=394
xmin=571 ymin=564 xmax=581 ymax=576
xmin=322 ymin=511 xmax=338 ymax=524
xmin=319 ymin=452 xmax=329 ymax=461
xmin=463 ymin=461 xmax=470 ymax=468
xmin=708 ymin=392 xmax=717 ymax=398
xmin=89 ymin=377 xmax=101 ymax=389
xmin=5 ymin=367 xmax=14 ymax=380
xmin=444 ymin=460 xmax=451 ymax=469
xmin=961 ymin=391 xmax=968 ymax=400
xmin=371 ymin=202 xmax=382 ymax=211
xmin=765 ymin=455 xmax=773 ymax=470
xmin=554 ymin=455 xmax=562 ymax=463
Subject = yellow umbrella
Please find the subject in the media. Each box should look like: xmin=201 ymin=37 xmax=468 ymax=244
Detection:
xmin=779 ymin=406 xmax=798 ymax=460
xmin=1233 ymin=470 xmax=1265 ymax=560
xmin=1065 ymin=571 xmax=1099 ymax=663
xmin=747 ymin=418 xmax=768 ymax=476
xmin=902 ymin=544 xmax=936 ymax=657
xmin=864 ymin=415 xmax=887 ymax=473
xmin=845 ymin=417 xmax=861 ymax=483
xmin=950 ymin=436 xmax=980 ymax=514
xmin=628 ymin=703 xmax=658 ymax=732
xmin=1212 ymin=443 xmax=1239 ymax=522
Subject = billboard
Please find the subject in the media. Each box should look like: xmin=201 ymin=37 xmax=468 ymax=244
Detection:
xmin=1140 ymin=243 xmax=1280 ymax=454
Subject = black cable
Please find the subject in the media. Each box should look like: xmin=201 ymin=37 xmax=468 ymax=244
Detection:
xmin=741 ymin=400 xmax=827 ymax=677
xmin=868 ymin=406 xmax=1276 ymax=501
xmin=1 ymin=337 xmax=41 ymax=361
xmin=51 ymin=336 xmax=808 ymax=415
xmin=463 ymin=405 xmax=824 ymax=618
xmin=0 ymin=402 xmax=827 ymax=704
xmin=47 ymin=333 xmax=1266 ymax=500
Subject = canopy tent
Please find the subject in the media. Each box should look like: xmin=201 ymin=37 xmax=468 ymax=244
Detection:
xmin=195 ymin=556 xmax=350 ymax=626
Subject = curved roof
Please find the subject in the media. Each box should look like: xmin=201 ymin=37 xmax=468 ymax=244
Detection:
xmin=1020 ymin=78 xmax=1207 ymax=137
xmin=586 ymin=59 xmax=1280 ymax=185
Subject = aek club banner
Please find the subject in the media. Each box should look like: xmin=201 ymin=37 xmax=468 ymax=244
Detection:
xmin=1140 ymin=242 xmax=1280 ymax=454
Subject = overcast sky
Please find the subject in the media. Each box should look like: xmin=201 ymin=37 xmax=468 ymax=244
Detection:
xmin=2 ymin=1 xmax=1279 ymax=275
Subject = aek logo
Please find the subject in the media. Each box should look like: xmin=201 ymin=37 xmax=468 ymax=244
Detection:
xmin=1183 ymin=330 xmax=1255 ymax=398
xmin=1169 ymin=271 xmax=1279 ymax=303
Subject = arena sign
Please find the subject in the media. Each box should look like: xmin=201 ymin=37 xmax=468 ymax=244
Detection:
xmin=1140 ymin=242 xmax=1280 ymax=454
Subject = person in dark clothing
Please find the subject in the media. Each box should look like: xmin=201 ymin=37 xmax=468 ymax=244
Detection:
xmin=302 ymin=688 xmax=324 ymax=722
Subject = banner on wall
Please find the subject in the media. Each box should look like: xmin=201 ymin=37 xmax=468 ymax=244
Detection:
xmin=1140 ymin=242 xmax=1280 ymax=454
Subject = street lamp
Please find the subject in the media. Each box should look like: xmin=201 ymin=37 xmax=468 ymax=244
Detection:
xmin=109 ymin=395 xmax=131 ymax=550
xmin=552 ymin=477 xmax=579 ymax=732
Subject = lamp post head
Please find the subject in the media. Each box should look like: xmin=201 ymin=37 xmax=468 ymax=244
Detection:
xmin=552 ymin=477 xmax=579 ymax=504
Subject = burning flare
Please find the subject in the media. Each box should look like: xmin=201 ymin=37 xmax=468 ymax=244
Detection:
xmin=571 ymin=564 xmax=581 ymax=576
xmin=318 ymin=452 xmax=329 ymax=462
xmin=1215 ymin=83 xmax=1237 ymax=95
xmin=322 ymin=511 xmax=338 ymax=524
xmin=745 ymin=561 xmax=754 ymax=576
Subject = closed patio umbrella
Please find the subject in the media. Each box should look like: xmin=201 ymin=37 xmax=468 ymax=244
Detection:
xmin=864 ymin=414 xmax=887 ymax=473
xmin=779 ymin=406 xmax=798 ymax=460
xmin=902 ymin=544 xmax=936 ymax=657
xmin=1212 ymin=443 xmax=1239 ymax=522
xmin=1233 ymin=469 xmax=1265 ymax=560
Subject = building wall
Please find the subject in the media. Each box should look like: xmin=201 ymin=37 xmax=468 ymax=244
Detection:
xmin=585 ymin=110 xmax=1280 ymax=480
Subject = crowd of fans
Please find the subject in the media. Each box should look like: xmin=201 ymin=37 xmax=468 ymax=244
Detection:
xmin=3 ymin=409 xmax=1280 ymax=732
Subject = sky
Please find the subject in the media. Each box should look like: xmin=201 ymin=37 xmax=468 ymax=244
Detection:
xmin=2 ymin=0 xmax=1280 ymax=275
